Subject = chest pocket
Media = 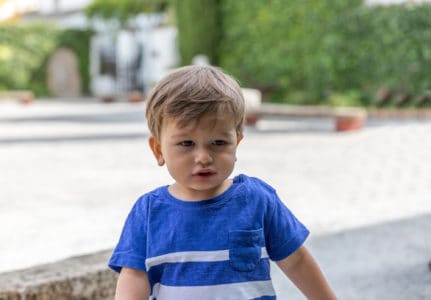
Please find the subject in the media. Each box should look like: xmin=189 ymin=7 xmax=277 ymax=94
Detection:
xmin=228 ymin=228 xmax=264 ymax=272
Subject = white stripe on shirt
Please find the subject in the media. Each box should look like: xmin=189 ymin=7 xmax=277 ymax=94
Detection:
xmin=146 ymin=247 xmax=269 ymax=270
xmin=151 ymin=280 xmax=276 ymax=300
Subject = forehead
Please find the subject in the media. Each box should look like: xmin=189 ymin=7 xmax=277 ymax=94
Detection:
xmin=163 ymin=113 xmax=236 ymax=134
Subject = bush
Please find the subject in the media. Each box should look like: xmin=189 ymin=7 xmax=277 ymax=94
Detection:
xmin=326 ymin=5 xmax=431 ymax=105
xmin=212 ymin=1 xmax=431 ymax=106
xmin=85 ymin=0 xmax=167 ymax=25
xmin=172 ymin=0 xmax=220 ymax=65
xmin=0 ymin=23 xmax=91 ymax=96
xmin=0 ymin=23 xmax=58 ymax=93
xmin=218 ymin=0 xmax=362 ymax=103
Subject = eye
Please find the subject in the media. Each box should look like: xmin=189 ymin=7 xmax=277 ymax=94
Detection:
xmin=211 ymin=140 xmax=227 ymax=146
xmin=178 ymin=140 xmax=194 ymax=147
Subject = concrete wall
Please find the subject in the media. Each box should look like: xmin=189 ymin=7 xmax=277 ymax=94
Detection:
xmin=0 ymin=250 xmax=117 ymax=300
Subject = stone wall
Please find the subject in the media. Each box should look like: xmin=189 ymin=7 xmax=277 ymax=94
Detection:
xmin=0 ymin=250 xmax=117 ymax=300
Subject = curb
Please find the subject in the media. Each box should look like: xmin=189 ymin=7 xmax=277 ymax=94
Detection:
xmin=255 ymin=104 xmax=368 ymax=131
xmin=367 ymin=108 xmax=431 ymax=119
xmin=0 ymin=250 xmax=116 ymax=300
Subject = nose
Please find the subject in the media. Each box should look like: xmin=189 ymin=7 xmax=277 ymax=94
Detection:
xmin=194 ymin=147 xmax=213 ymax=166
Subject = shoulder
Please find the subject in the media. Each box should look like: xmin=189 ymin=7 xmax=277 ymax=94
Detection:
xmin=131 ymin=186 xmax=166 ymax=211
xmin=233 ymin=174 xmax=281 ymax=211
xmin=234 ymin=174 xmax=277 ymax=196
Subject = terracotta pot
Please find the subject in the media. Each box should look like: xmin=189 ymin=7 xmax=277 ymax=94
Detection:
xmin=335 ymin=116 xmax=364 ymax=131
xmin=20 ymin=95 xmax=33 ymax=105
xmin=127 ymin=92 xmax=145 ymax=103
xmin=334 ymin=108 xmax=367 ymax=132
xmin=100 ymin=96 xmax=115 ymax=103
xmin=244 ymin=113 xmax=261 ymax=126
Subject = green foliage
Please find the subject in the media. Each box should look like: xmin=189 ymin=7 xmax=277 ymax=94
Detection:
xmin=172 ymin=0 xmax=220 ymax=65
xmin=218 ymin=0 xmax=362 ymax=103
xmin=0 ymin=23 xmax=91 ymax=96
xmin=328 ymin=91 xmax=363 ymax=107
xmin=326 ymin=5 xmax=431 ymax=104
xmin=85 ymin=0 xmax=167 ymax=25
xmin=0 ymin=23 xmax=58 ymax=93
xmin=216 ymin=1 xmax=431 ymax=105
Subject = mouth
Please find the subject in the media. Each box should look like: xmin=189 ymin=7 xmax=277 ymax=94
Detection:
xmin=193 ymin=169 xmax=216 ymax=177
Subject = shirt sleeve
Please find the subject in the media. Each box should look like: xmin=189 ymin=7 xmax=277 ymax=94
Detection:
xmin=108 ymin=196 xmax=149 ymax=273
xmin=264 ymin=189 xmax=310 ymax=262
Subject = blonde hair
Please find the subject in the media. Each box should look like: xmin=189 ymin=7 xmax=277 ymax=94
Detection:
xmin=145 ymin=65 xmax=245 ymax=139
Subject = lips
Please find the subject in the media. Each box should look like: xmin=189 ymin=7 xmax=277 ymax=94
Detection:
xmin=193 ymin=169 xmax=216 ymax=177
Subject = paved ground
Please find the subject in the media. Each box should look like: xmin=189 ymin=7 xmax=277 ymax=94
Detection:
xmin=0 ymin=99 xmax=430 ymax=299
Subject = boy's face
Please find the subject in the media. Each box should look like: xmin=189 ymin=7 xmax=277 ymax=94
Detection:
xmin=149 ymin=113 xmax=243 ymax=201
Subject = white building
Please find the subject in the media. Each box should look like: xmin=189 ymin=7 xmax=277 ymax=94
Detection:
xmin=89 ymin=14 xmax=178 ymax=99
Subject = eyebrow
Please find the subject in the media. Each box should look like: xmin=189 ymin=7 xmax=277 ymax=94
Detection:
xmin=169 ymin=131 xmax=234 ymax=139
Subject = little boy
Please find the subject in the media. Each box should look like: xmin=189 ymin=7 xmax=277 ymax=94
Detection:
xmin=109 ymin=65 xmax=336 ymax=299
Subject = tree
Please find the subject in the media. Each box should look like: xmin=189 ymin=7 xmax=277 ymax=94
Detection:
xmin=85 ymin=0 xmax=167 ymax=25
xmin=171 ymin=0 xmax=220 ymax=65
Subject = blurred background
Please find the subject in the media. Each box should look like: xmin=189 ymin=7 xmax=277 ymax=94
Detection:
xmin=0 ymin=0 xmax=431 ymax=106
xmin=1 ymin=1 xmax=431 ymax=299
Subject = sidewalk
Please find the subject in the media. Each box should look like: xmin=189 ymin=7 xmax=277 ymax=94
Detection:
xmin=1 ymin=99 xmax=430 ymax=299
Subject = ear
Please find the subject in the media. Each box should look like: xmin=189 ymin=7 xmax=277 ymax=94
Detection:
xmin=236 ymin=134 xmax=244 ymax=145
xmin=149 ymin=136 xmax=165 ymax=166
xmin=234 ymin=134 xmax=243 ymax=162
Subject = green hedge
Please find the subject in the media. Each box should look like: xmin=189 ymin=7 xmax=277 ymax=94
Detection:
xmin=172 ymin=0 xmax=220 ymax=65
xmin=326 ymin=5 xmax=431 ymax=106
xmin=0 ymin=23 xmax=57 ymax=93
xmin=218 ymin=0 xmax=362 ymax=103
xmin=85 ymin=0 xmax=167 ymax=25
xmin=215 ymin=1 xmax=431 ymax=105
xmin=0 ymin=23 xmax=91 ymax=96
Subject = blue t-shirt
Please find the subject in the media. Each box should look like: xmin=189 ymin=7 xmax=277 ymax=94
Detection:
xmin=109 ymin=174 xmax=309 ymax=299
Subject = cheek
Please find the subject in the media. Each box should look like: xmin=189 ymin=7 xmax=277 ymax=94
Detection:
xmin=163 ymin=148 xmax=191 ymax=166
xmin=221 ymin=149 xmax=238 ymax=162
xmin=228 ymin=145 xmax=239 ymax=156
xmin=166 ymin=147 xmax=190 ymax=159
